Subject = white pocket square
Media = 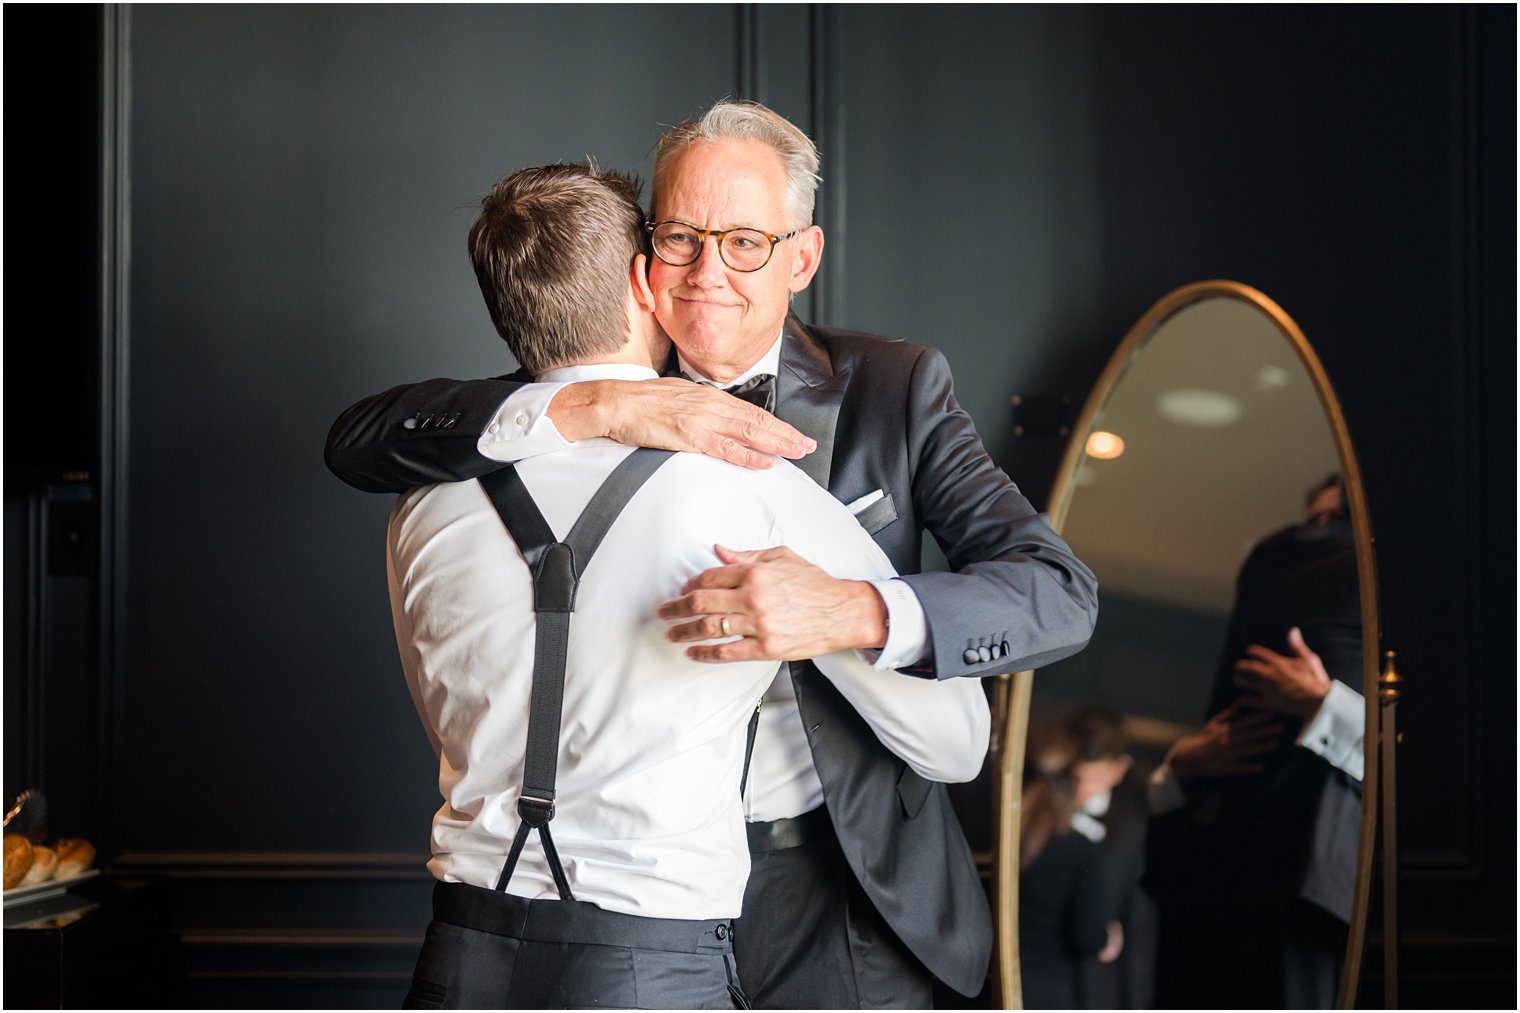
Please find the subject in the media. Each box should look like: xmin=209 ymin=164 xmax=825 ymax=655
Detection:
xmin=846 ymin=489 xmax=886 ymax=514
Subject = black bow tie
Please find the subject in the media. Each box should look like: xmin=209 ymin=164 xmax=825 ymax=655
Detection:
xmin=724 ymin=373 xmax=777 ymax=414
xmin=680 ymin=371 xmax=777 ymax=414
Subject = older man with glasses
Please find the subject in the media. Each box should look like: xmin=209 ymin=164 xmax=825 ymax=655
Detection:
xmin=328 ymin=99 xmax=1098 ymax=1009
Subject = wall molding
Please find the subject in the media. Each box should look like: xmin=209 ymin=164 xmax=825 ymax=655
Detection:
xmin=736 ymin=4 xmax=764 ymax=102
xmin=97 ymin=2 xmax=132 ymax=861
xmin=181 ymin=929 xmax=423 ymax=947
xmin=112 ymin=850 xmax=431 ymax=879
xmin=808 ymin=4 xmax=844 ymax=327
xmin=1397 ymin=3 xmax=1489 ymax=881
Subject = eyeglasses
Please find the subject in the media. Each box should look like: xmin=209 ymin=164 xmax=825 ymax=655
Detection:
xmin=645 ymin=220 xmax=798 ymax=273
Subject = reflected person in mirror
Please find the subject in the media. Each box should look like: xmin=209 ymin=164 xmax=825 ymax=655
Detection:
xmin=326 ymin=99 xmax=1099 ymax=1008
xmin=1143 ymin=475 xmax=1364 ymax=1010
xmin=1066 ymin=707 xmax=1162 ymax=1010
xmin=1017 ymin=716 xmax=1121 ymax=1011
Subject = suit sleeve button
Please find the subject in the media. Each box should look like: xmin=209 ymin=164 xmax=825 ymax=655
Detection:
xmin=402 ymin=417 xmax=417 ymax=430
xmin=963 ymin=649 xmax=980 ymax=665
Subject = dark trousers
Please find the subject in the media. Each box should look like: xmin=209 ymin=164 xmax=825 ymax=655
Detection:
xmin=735 ymin=810 xmax=933 ymax=1010
xmin=403 ymin=881 xmax=745 ymax=1009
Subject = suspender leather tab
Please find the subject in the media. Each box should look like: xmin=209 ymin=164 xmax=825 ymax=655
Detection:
xmin=517 ymin=795 xmax=555 ymax=827
xmin=533 ymin=543 xmax=577 ymax=612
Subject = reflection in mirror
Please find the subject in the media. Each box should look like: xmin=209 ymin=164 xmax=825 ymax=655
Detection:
xmin=1016 ymin=284 xmax=1374 ymax=1010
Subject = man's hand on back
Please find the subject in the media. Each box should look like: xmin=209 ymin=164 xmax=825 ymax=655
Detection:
xmin=549 ymin=379 xmax=815 ymax=469
xmin=1169 ymin=703 xmax=1282 ymax=785
xmin=659 ymin=545 xmax=889 ymax=662
xmin=1232 ymin=626 xmax=1333 ymax=721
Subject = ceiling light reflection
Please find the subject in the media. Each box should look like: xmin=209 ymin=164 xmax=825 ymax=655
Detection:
xmin=1085 ymin=431 xmax=1126 ymax=460
xmin=1156 ymin=388 xmax=1242 ymax=427
xmin=1255 ymin=365 xmax=1291 ymax=390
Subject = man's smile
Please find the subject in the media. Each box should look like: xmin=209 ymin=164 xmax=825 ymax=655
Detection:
xmin=675 ymin=295 xmax=741 ymax=310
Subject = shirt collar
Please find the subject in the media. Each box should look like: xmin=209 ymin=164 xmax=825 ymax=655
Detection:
xmin=676 ymin=330 xmax=784 ymax=388
xmin=536 ymin=362 xmax=660 ymax=384
xmin=1071 ymin=810 xmax=1108 ymax=843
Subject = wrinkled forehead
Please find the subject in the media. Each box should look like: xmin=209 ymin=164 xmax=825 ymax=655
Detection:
xmin=652 ymin=139 xmax=789 ymax=226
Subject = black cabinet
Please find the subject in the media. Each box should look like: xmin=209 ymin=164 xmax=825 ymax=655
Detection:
xmin=4 ymin=877 xmax=167 ymax=1009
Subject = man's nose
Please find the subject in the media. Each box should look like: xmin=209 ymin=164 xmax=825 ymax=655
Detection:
xmin=685 ymin=236 xmax=728 ymax=286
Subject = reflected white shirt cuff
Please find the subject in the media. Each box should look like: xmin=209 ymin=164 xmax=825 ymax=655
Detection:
xmin=1297 ymin=680 xmax=1365 ymax=781
xmin=861 ymin=578 xmax=929 ymax=672
xmin=476 ymin=383 xmax=576 ymax=462
xmin=1147 ymin=755 xmax=1187 ymax=815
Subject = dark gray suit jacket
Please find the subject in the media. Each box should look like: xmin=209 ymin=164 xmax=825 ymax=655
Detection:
xmin=326 ymin=315 xmax=1100 ymax=994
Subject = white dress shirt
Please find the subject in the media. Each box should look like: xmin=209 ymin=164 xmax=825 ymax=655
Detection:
xmin=388 ymin=364 xmax=989 ymax=920
xmin=473 ymin=338 xmax=937 ymax=823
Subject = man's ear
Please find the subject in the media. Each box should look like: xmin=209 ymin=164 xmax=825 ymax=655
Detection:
xmin=630 ymin=253 xmax=657 ymax=312
xmin=787 ymin=225 xmax=825 ymax=294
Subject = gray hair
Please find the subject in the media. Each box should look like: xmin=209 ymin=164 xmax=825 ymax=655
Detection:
xmin=467 ymin=162 xmax=646 ymax=375
xmin=653 ymin=99 xmax=821 ymax=229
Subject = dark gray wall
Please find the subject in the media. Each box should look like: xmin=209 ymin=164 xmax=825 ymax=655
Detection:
xmin=121 ymin=2 xmax=742 ymax=857
xmin=4 ymin=3 xmax=1511 ymax=1007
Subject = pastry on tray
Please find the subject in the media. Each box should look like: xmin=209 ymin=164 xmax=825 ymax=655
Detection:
xmin=3 ymin=834 xmax=34 ymax=889
xmin=3 ymin=833 xmax=97 ymax=890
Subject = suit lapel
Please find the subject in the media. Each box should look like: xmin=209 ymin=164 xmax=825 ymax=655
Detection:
xmin=773 ymin=317 xmax=851 ymax=807
xmin=776 ymin=313 xmax=846 ymax=490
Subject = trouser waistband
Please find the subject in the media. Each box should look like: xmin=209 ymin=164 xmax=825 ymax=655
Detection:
xmin=746 ymin=805 xmax=834 ymax=853
xmin=432 ymin=881 xmax=733 ymax=954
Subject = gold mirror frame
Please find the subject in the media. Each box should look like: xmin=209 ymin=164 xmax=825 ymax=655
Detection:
xmin=993 ymin=280 xmax=1380 ymax=1009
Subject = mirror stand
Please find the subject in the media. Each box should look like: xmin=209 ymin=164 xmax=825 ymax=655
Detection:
xmin=993 ymin=670 xmax=1033 ymax=1010
xmin=1377 ymin=650 xmax=1403 ymax=1008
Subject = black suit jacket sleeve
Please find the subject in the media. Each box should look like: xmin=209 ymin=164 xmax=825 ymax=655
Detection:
xmin=323 ymin=375 xmax=526 ymax=493
xmin=891 ymin=345 xmax=1099 ymax=679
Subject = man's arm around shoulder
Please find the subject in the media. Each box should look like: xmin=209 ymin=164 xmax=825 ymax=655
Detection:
xmin=325 ymin=375 xmax=814 ymax=493
xmin=325 ymin=376 xmax=526 ymax=493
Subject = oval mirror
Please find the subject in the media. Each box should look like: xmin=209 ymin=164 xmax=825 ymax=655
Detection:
xmin=995 ymin=281 xmax=1379 ymax=1010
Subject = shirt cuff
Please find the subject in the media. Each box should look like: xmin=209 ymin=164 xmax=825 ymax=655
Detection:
xmin=1147 ymin=758 xmax=1187 ymax=815
xmin=860 ymin=578 xmax=930 ymax=672
xmin=476 ymin=383 xmax=574 ymax=462
xmin=1296 ymin=680 xmax=1365 ymax=781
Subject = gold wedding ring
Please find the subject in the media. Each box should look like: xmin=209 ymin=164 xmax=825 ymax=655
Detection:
xmin=720 ymin=615 xmax=733 ymax=638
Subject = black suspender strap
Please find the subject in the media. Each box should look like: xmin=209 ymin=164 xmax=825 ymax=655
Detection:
xmin=740 ymin=702 xmax=761 ymax=800
xmin=478 ymin=448 xmax=674 ymax=901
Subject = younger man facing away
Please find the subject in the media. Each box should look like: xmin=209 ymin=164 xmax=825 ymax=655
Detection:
xmin=382 ymin=163 xmax=990 ymax=1009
